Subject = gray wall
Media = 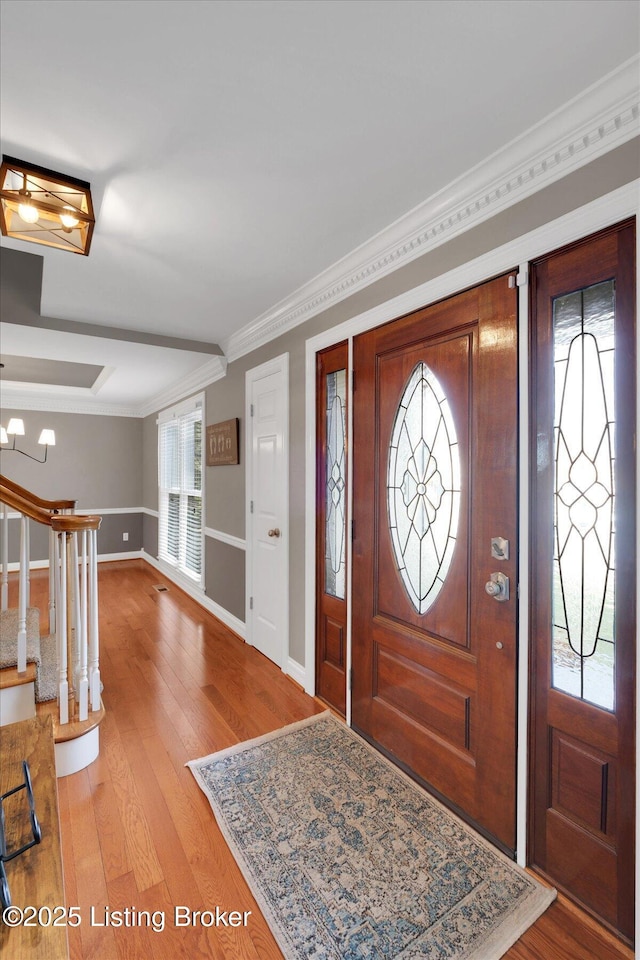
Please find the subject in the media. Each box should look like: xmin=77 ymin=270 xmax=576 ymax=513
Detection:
xmin=140 ymin=137 xmax=638 ymax=666
xmin=2 ymin=512 xmax=142 ymax=563
xmin=1 ymin=409 xmax=143 ymax=561
xmin=205 ymin=537 xmax=246 ymax=622
xmin=1 ymin=409 xmax=142 ymax=508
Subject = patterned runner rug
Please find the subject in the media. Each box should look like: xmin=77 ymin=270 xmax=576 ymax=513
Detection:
xmin=188 ymin=712 xmax=555 ymax=959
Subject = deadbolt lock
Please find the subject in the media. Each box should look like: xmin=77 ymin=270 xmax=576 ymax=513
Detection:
xmin=491 ymin=537 xmax=510 ymax=560
xmin=485 ymin=571 xmax=509 ymax=602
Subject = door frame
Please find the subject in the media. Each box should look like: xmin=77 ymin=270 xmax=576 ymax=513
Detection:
xmin=245 ymin=352 xmax=289 ymax=669
xmin=304 ymin=180 xmax=637 ymax=880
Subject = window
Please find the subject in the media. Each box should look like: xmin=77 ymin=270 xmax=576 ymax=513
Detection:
xmin=387 ymin=362 xmax=460 ymax=614
xmin=324 ymin=367 xmax=347 ymax=600
xmin=158 ymin=396 xmax=204 ymax=588
xmin=552 ymin=280 xmax=615 ymax=709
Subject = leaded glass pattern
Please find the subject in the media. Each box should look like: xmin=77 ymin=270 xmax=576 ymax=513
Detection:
xmin=325 ymin=369 xmax=346 ymax=599
xmin=552 ymin=280 xmax=615 ymax=710
xmin=387 ymin=362 xmax=460 ymax=614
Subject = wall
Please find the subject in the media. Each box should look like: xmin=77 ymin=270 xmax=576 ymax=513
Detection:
xmin=139 ymin=137 xmax=639 ymax=667
xmin=1 ymin=409 xmax=143 ymax=560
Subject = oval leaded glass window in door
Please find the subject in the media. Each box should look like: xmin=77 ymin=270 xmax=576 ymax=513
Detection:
xmin=387 ymin=362 xmax=460 ymax=614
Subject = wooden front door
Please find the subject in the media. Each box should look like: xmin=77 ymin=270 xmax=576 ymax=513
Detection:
xmin=352 ymin=273 xmax=518 ymax=852
xmin=530 ymin=221 xmax=636 ymax=943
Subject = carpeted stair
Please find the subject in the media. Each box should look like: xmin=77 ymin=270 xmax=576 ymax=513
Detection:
xmin=0 ymin=607 xmax=57 ymax=702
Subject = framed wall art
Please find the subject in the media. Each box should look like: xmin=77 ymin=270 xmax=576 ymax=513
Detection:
xmin=206 ymin=418 xmax=239 ymax=466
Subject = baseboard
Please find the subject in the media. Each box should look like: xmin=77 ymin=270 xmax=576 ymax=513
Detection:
xmin=286 ymin=657 xmax=307 ymax=689
xmin=141 ymin=550 xmax=246 ymax=640
xmin=98 ymin=551 xmax=145 ymax=563
xmin=6 ymin=551 xmax=144 ymax=572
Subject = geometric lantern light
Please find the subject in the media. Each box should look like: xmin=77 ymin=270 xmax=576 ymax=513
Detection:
xmin=0 ymin=155 xmax=94 ymax=255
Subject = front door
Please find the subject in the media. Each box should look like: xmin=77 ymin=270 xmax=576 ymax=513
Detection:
xmin=352 ymin=273 xmax=518 ymax=852
xmin=530 ymin=221 xmax=635 ymax=943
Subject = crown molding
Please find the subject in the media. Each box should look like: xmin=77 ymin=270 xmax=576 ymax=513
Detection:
xmin=137 ymin=355 xmax=227 ymax=418
xmin=0 ymin=385 xmax=142 ymax=417
xmin=0 ymin=355 xmax=228 ymax=418
xmin=223 ymin=56 xmax=640 ymax=363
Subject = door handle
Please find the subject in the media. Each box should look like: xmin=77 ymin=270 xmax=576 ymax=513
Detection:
xmin=268 ymin=528 xmax=281 ymax=538
xmin=485 ymin=572 xmax=509 ymax=601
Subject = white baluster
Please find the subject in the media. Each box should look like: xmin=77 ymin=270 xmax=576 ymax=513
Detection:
xmin=1 ymin=502 xmax=8 ymax=611
xmin=56 ymin=532 xmax=69 ymax=724
xmin=25 ymin=515 xmax=30 ymax=607
xmin=71 ymin=532 xmax=81 ymax=705
xmin=89 ymin=528 xmax=101 ymax=711
xmin=17 ymin=515 xmax=28 ymax=673
xmin=48 ymin=527 xmax=56 ymax=634
xmin=77 ymin=530 xmax=89 ymax=721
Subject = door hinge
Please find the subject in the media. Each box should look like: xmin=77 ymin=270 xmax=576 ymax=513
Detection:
xmin=508 ymin=271 xmax=528 ymax=289
xmin=352 ymin=371 xmax=356 ymax=392
xmin=250 ymin=500 xmax=254 ymax=514
xmin=250 ymin=403 xmax=254 ymax=417
xmin=249 ymin=596 xmax=253 ymax=610
xmin=351 ymin=519 xmax=355 ymax=541
xmin=348 ymin=667 xmax=353 ymax=691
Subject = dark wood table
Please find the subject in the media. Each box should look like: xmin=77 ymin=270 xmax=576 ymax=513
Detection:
xmin=0 ymin=714 xmax=68 ymax=959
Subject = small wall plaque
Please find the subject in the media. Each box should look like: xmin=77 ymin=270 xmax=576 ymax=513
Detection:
xmin=206 ymin=418 xmax=239 ymax=466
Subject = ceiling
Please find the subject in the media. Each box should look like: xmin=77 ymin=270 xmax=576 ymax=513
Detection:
xmin=0 ymin=0 xmax=638 ymax=414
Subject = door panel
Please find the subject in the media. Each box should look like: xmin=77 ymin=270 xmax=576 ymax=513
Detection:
xmin=530 ymin=220 xmax=635 ymax=943
xmin=315 ymin=342 xmax=348 ymax=715
xmin=352 ymin=273 xmax=518 ymax=852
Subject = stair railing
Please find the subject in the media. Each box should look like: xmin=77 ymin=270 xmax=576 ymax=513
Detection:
xmin=0 ymin=477 xmax=101 ymax=726
xmin=1 ymin=476 xmax=76 ymax=637
xmin=51 ymin=515 xmax=101 ymax=722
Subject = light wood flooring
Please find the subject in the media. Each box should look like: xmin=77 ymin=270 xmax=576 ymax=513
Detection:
xmin=15 ymin=561 xmax=633 ymax=959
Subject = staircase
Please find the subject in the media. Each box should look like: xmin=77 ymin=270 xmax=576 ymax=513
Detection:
xmin=0 ymin=475 xmax=104 ymax=776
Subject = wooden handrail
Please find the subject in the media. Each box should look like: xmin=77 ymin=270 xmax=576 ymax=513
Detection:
xmin=0 ymin=481 xmax=99 ymax=529
xmin=51 ymin=514 xmax=101 ymax=532
xmin=0 ymin=484 xmax=54 ymax=525
xmin=0 ymin=474 xmax=76 ymax=512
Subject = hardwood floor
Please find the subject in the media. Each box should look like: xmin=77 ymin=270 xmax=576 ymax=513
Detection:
xmin=17 ymin=561 xmax=633 ymax=959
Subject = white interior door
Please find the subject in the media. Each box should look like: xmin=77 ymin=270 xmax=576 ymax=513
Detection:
xmin=246 ymin=354 xmax=289 ymax=668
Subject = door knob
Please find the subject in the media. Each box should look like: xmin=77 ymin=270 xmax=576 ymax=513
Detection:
xmin=268 ymin=528 xmax=281 ymax=538
xmin=485 ymin=572 xmax=509 ymax=601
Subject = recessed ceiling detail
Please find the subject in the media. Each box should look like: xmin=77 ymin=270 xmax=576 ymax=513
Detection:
xmin=1 ymin=353 xmax=104 ymax=388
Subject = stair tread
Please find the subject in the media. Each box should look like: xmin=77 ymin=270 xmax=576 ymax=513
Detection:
xmin=37 ymin=697 xmax=105 ymax=744
xmin=0 ymin=607 xmax=42 ymax=669
xmin=0 ymin=611 xmax=58 ymax=703
xmin=0 ymin=662 xmax=38 ymax=689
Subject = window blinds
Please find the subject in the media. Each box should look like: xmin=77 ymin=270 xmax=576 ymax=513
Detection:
xmin=158 ymin=404 xmax=203 ymax=585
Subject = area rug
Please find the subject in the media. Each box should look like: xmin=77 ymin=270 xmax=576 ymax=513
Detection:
xmin=188 ymin=712 xmax=555 ymax=959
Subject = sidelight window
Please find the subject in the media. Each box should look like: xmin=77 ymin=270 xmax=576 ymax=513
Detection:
xmin=552 ymin=281 xmax=615 ymax=709
xmin=325 ymin=369 xmax=347 ymax=600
